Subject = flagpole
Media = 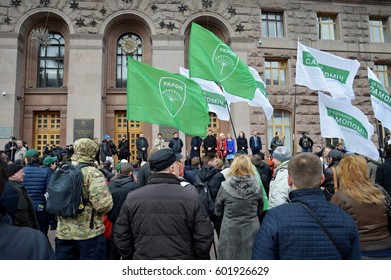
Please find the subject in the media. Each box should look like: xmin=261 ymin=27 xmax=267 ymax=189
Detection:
xmin=226 ymin=104 xmax=237 ymax=140
xmin=292 ymin=85 xmax=297 ymax=155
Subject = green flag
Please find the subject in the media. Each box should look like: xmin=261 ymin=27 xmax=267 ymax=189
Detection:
xmin=127 ymin=58 xmax=210 ymax=137
xmin=189 ymin=22 xmax=257 ymax=100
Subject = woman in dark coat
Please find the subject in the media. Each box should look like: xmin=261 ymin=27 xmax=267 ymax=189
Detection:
xmin=215 ymin=154 xmax=263 ymax=260
xmin=236 ymin=131 xmax=248 ymax=154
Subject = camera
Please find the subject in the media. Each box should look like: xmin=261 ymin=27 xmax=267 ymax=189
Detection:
xmin=2 ymin=90 xmax=6 ymax=96
xmin=258 ymin=39 xmax=262 ymax=45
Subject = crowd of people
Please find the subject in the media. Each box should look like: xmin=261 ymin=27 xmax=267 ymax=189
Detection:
xmin=1 ymin=129 xmax=391 ymax=260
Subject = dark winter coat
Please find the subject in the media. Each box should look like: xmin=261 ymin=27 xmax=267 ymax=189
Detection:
xmin=215 ymin=175 xmax=263 ymax=259
xmin=254 ymin=161 xmax=273 ymax=197
xmin=1 ymin=180 xmax=39 ymax=229
xmin=236 ymin=136 xmax=248 ymax=154
xmin=375 ymin=157 xmax=391 ymax=196
xmin=197 ymin=165 xmax=225 ymax=201
xmin=136 ymin=137 xmax=149 ymax=160
xmin=4 ymin=141 xmax=17 ymax=162
xmin=184 ymin=165 xmax=200 ymax=186
xmin=169 ymin=137 xmax=183 ymax=154
xmin=118 ymin=140 xmax=130 ymax=160
xmin=250 ymin=136 xmax=262 ymax=155
xmin=0 ymin=212 xmax=55 ymax=260
xmin=22 ymin=163 xmax=52 ymax=211
xmin=137 ymin=162 xmax=151 ymax=187
xmin=203 ymin=135 xmax=217 ymax=154
xmin=190 ymin=136 xmax=203 ymax=159
xmin=322 ymin=160 xmax=340 ymax=201
xmin=107 ymin=174 xmax=139 ymax=223
xmin=252 ymin=188 xmax=361 ymax=260
xmin=100 ymin=140 xmax=117 ymax=161
xmin=114 ymin=173 xmax=214 ymax=260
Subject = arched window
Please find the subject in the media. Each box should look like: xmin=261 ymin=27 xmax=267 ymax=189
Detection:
xmin=267 ymin=110 xmax=292 ymax=152
xmin=116 ymin=33 xmax=142 ymax=88
xmin=38 ymin=33 xmax=65 ymax=87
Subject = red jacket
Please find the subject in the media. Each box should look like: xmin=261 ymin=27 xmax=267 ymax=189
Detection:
xmin=217 ymin=139 xmax=227 ymax=159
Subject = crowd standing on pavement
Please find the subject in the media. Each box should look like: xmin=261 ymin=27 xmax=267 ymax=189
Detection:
xmin=1 ymin=130 xmax=391 ymax=260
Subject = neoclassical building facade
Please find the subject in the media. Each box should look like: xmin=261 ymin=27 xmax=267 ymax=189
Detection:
xmin=0 ymin=0 xmax=390 ymax=159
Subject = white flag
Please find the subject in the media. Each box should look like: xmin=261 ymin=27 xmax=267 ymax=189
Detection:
xmin=368 ymin=67 xmax=391 ymax=131
xmin=318 ymin=92 xmax=379 ymax=160
xmin=179 ymin=67 xmax=229 ymax=121
xmin=222 ymin=67 xmax=274 ymax=120
xmin=296 ymin=41 xmax=360 ymax=100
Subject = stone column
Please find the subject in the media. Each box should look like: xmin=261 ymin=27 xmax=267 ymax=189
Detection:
xmin=66 ymin=34 xmax=105 ymax=144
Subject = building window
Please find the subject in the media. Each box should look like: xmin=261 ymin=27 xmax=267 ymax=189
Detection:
xmin=267 ymin=110 xmax=291 ymax=152
xmin=374 ymin=64 xmax=391 ymax=87
xmin=38 ymin=33 xmax=64 ymax=88
xmin=265 ymin=60 xmax=287 ymax=86
xmin=116 ymin=34 xmax=142 ymax=88
xmin=261 ymin=12 xmax=284 ymax=38
xmin=369 ymin=18 xmax=387 ymax=43
xmin=318 ymin=15 xmax=336 ymax=40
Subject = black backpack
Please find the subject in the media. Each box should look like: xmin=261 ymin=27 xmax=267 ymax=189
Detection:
xmin=193 ymin=175 xmax=215 ymax=217
xmin=46 ymin=162 xmax=90 ymax=218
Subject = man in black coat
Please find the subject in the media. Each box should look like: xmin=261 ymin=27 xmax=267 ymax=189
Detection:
xmin=250 ymin=130 xmax=262 ymax=155
xmin=107 ymin=163 xmax=139 ymax=259
xmin=203 ymin=130 xmax=217 ymax=154
xmin=136 ymin=133 xmax=149 ymax=165
xmin=4 ymin=136 xmax=17 ymax=162
xmin=114 ymin=149 xmax=214 ymax=259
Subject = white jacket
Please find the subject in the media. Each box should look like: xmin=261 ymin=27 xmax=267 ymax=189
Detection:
xmin=268 ymin=161 xmax=290 ymax=209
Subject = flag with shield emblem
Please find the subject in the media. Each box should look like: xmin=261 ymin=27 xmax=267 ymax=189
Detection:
xmin=126 ymin=58 xmax=210 ymax=137
xmin=189 ymin=22 xmax=257 ymax=100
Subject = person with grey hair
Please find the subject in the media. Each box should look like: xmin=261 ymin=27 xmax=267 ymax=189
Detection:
xmin=252 ymin=153 xmax=361 ymax=259
xmin=14 ymin=140 xmax=27 ymax=162
xmin=268 ymin=146 xmax=292 ymax=208
xmin=114 ymin=148 xmax=214 ymax=259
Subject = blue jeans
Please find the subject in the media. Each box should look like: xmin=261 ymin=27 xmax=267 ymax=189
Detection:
xmin=55 ymin=234 xmax=106 ymax=260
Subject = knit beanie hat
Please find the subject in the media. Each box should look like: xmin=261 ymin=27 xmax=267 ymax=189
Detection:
xmin=6 ymin=163 xmax=23 ymax=177
xmin=272 ymin=146 xmax=291 ymax=163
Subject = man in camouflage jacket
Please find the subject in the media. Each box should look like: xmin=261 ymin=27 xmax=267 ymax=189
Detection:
xmin=55 ymin=138 xmax=113 ymax=260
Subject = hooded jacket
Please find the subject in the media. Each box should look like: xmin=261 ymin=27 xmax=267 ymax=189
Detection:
xmin=215 ymin=175 xmax=263 ymax=260
xmin=107 ymin=174 xmax=139 ymax=223
xmin=197 ymin=165 xmax=225 ymax=201
xmin=56 ymin=138 xmax=113 ymax=240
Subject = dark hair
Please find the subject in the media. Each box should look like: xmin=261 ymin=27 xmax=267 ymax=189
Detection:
xmin=201 ymin=153 xmax=216 ymax=167
xmin=385 ymin=145 xmax=391 ymax=157
xmin=191 ymin=157 xmax=200 ymax=167
xmin=157 ymin=132 xmax=162 ymax=136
